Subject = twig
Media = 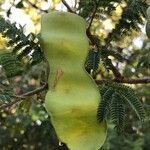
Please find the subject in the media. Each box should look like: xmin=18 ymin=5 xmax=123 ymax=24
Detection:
xmin=86 ymin=31 xmax=124 ymax=79
xmin=105 ymin=57 xmax=123 ymax=79
xmin=27 ymin=0 xmax=48 ymax=13
xmin=74 ymin=0 xmax=77 ymax=8
xmin=96 ymin=77 xmax=150 ymax=84
xmin=61 ymin=0 xmax=75 ymax=13
xmin=22 ymin=82 xmax=48 ymax=96
xmin=0 ymin=82 xmax=48 ymax=110
xmin=0 ymin=98 xmax=22 ymax=110
xmin=87 ymin=0 xmax=100 ymax=33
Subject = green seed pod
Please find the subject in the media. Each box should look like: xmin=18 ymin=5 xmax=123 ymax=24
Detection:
xmin=146 ymin=6 xmax=150 ymax=21
xmin=146 ymin=21 xmax=150 ymax=39
xmin=40 ymin=11 xmax=107 ymax=150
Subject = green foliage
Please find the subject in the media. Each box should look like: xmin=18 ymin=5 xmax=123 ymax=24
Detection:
xmin=0 ymin=90 xmax=13 ymax=103
xmin=101 ymin=94 xmax=150 ymax=149
xmin=110 ymin=83 xmax=145 ymax=120
xmin=0 ymin=52 xmax=23 ymax=77
xmin=97 ymin=82 xmax=145 ymax=132
xmin=15 ymin=1 xmax=24 ymax=9
xmin=85 ymin=48 xmax=124 ymax=77
xmin=78 ymin=0 xmax=121 ymax=18
xmin=0 ymin=15 xmax=45 ymax=78
xmin=85 ymin=49 xmax=100 ymax=74
xmin=111 ymin=92 xmax=125 ymax=132
xmin=0 ymin=16 xmax=44 ymax=67
xmin=97 ymin=87 xmax=114 ymax=122
xmin=100 ymin=49 xmax=124 ymax=62
xmin=101 ymin=128 xmax=144 ymax=150
xmin=122 ymin=39 xmax=150 ymax=78
xmin=78 ymin=0 xmax=95 ymax=18
xmin=0 ymin=106 xmax=60 ymax=150
xmin=137 ymin=47 xmax=150 ymax=69
xmin=106 ymin=0 xmax=148 ymax=43
xmin=79 ymin=0 xmax=148 ymax=44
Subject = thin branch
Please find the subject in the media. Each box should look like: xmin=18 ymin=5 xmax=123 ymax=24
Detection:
xmin=0 ymin=98 xmax=22 ymax=110
xmin=86 ymin=8 xmax=123 ymax=79
xmin=96 ymin=77 xmax=150 ymax=84
xmin=62 ymin=0 xmax=75 ymax=13
xmin=86 ymin=31 xmax=124 ymax=79
xmin=22 ymin=82 xmax=48 ymax=96
xmin=74 ymin=0 xmax=77 ymax=8
xmin=27 ymin=0 xmax=48 ymax=13
xmin=0 ymin=82 xmax=48 ymax=110
xmin=87 ymin=0 xmax=101 ymax=33
xmin=105 ymin=57 xmax=124 ymax=79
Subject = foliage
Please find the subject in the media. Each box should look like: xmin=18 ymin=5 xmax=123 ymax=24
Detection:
xmin=105 ymin=0 xmax=148 ymax=42
xmin=101 ymin=91 xmax=150 ymax=150
xmin=0 ymin=105 xmax=58 ymax=150
xmin=0 ymin=90 xmax=13 ymax=104
xmin=0 ymin=15 xmax=44 ymax=77
xmin=0 ymin=52 xmax=24 ymax=77
xmin=97 ymin=82 xmax=145 ymax=132
xmin=137 ymin=43 xmax=150 ymax=69
xmin=85 ymin=48 xmax=100 ymax=75
xmin=78 ymin=0 xmax=121 ymax=18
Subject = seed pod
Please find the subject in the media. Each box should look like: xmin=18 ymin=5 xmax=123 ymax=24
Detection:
xmin=146 ymin=21 xmax=150 ymax=39
xmin=40 ymin=11 xmax=107 ymax=150
xmin=146 ymin=6 xmax=150 ymax=21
